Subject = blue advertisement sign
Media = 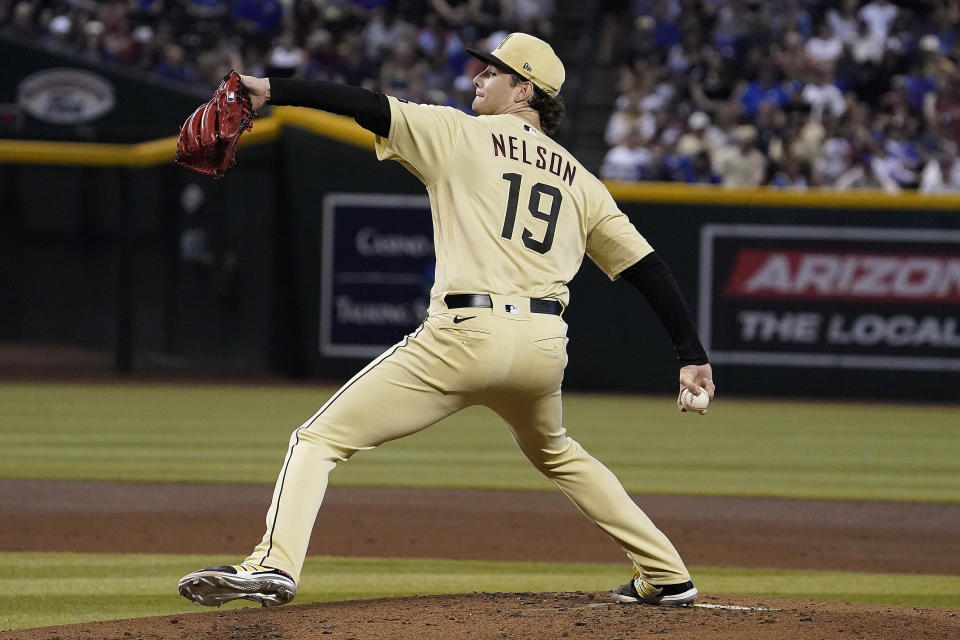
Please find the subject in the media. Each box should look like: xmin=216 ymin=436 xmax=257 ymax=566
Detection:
xmin=320 ymin=193 xmax=434 ymax=357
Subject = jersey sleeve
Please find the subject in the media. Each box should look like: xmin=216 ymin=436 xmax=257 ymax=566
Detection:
xmin=374 ymin=96 xmax=464 ymax=185
xmin=585 ymin=187 xmax=654 ymax=280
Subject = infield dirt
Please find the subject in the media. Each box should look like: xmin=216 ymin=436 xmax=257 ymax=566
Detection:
xmin=1 ymin=480 xmax=959 ymax=639
xmin=4 ymin=480 xmax=960 ymax=574
xmin=2 ymin=593 xmax=958 ymax=640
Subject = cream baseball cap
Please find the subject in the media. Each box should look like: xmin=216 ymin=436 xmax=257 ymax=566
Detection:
xmin=466 ymin=33 xmax=565 ymax=97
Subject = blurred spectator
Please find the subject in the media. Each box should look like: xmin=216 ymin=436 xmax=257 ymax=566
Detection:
xmin=859 ymin=0 xmax=898 ymax=40
xmin=418 ymin=11 xmax=449 ymax=57
xmin=651 ymin=0 xmax=682 ymax=49
xmin=466 ymin=0 xmax=511 ymax=36
xmin=450 ymin=73 xmax=476 ymax=112
xmin=423 ymin=49 xmax=455 ymax=92
xmin=789 ymin=112 xmax=827 ymax=168
xmin=753 ymin=102 xmax=787 ymax=160
xmin=772 ymin=30 xmax=808 ymax=82
xmin=44 ymin=12 xmax=71 ymax=48
xmin=884 ymin=121 xmax=921 ymax=175
xmin=909 ymin=35 xmax=952 ymax=104
xmin=155 ymin=43 xmax=195 ymax=84
xmin=11 ymin=1 xmax=34 ymax=32
xmin=920 ymin=145 xmax=960 ymax=193
xmin=667 ymin=29 xmax=704 ymax=74
xmin=836 ymin=153 xmax=900 ymax=193
xmin=266 ymin=30 xmax=305 ymax=78
xmin=772 ymin=1 xmax=814 ymax=41
xmin=232 ymin=0 xmax=284 ymax=40
xmin=711 ymin=0 xmax=747 ymax=58
xmin=511 ymin=0 xmax=554 ymax=37
xmin=78 ymin=19 xmax=106 ymax=62
xmin=675 ymin=111 xmax=719 ymax=159
xmin=379 ymin=40 xmax=426 ymax=97
xmin=770 ymin=151 xmax=810 ymax=190
xmin=924 ymin=70 xmax=960 ymax=143
xmin=802 ymin=66 xmax=846 ymax=120
xmin=301 ymin=29 xmax=341 ymax=81
xmin=737 ymin=63 xmax=791 ymax=118
xmin=196 ymin=36 xmax=243 ymax=87
xmin=688 ymin=46 xmax=735 ymax=110
xmin=601 ymin=128 xmax=653 ymax=181
xmin=872 ymin=138 xmax=916 ymax=187
xmin=684 ymin=151 xmax=722 ymax=184
xmin=815 ymin=120 xmax=853 ymax=184
xmin=850 ymin=18 xmax=885 ymax=64
xmin=827 ymin=0 xmax=860 ymax=43
xmin=330 ymin=30 xmax=375 ymax=88
xmin=713 ymin=125 xmax=767 ymax=187
xmin=428 ymin=0 xmax=466 ymax=28
xmin=622 ymin=14 xmax=661 ymax=65
xmin=363 ymin=7 xmax=407 ymax=59
xmin=605 ymin=87 xmax=656 ymax=146
xmin=926 ymin=3 xmax=960 ymax=55
xmin=805 ymin=22 xmax=844 ymax=66
xmin=663 ymin=150 xmax=722 ymax=184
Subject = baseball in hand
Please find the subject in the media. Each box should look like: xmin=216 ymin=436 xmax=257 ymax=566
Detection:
xmin=680 ymin=386 xmax=710 ymax=412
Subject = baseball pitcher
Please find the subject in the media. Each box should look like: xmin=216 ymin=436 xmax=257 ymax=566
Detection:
xmin=179 ymin=32 xmax=714 ymax=609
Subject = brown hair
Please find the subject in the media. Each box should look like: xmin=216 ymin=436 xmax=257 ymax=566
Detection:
xmin=508 ymin=73 xmax=566 ymax=136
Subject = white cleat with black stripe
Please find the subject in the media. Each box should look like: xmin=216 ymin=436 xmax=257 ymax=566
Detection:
xmin=611 ymin=575 xmax=698 ymax=606
xmin=178 ymin=563 xmax=296 ymax=607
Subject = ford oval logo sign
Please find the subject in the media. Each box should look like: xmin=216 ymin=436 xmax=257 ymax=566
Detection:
xmin=17 ymin=68 xmax=116 ymax=125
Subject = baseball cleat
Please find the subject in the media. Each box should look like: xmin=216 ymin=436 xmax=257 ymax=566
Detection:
xmin=611 ymin=576 xmax=698 ymax=606
xmin=178 ymin=563 xmax=296 ymax=607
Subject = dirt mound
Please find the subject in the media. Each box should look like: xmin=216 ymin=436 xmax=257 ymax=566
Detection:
xmin=2 ymin=593 xmax=957 ymax=640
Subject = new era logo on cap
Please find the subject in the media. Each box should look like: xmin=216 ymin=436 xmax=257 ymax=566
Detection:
xmin=523 ymin=62 xmax=532 ymax=72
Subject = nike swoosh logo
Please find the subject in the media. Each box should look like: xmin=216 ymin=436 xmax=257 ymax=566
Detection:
xmin=452 ymin=315 xmax=476 ymax=324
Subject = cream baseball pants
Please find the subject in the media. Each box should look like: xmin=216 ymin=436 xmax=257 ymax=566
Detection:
xmin=245 ymin=294 xmax=690 ymax=585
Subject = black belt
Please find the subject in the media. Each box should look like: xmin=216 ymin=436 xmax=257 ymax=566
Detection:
xmin=444 ymin=293 xmax=563 ymax=316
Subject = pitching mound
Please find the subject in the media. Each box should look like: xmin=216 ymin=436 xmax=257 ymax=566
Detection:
xmin=2 ymin=592 xmax=957 ymax=640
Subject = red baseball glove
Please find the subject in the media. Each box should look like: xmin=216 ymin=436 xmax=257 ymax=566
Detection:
xmin=175 ymin=71 xmax=255 ymax=178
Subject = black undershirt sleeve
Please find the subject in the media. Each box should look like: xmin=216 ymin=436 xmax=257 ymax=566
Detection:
xmin=620 ymin=252 xmax=709 ymax=366
xmin=268 ymin=78 xmax=392 ymax=138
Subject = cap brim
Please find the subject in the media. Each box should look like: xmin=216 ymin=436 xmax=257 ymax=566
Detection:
xmin=466 ymin=47 xmax=524 ymax=78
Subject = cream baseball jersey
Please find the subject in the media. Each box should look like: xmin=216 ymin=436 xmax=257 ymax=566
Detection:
xmin=375 ymin=96 xmax=654 ymax=313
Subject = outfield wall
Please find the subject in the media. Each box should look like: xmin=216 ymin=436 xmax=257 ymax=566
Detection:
xmin=1 ymin=110 xmax=958 ymax=399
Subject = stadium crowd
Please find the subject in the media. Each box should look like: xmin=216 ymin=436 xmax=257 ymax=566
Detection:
xmin=0 ymin=0 xmax=554 ymax=111
xmin=599 ymin=0 xmax=960 ymax=192
xmin=2 ymin=0 xmax=959 ymax=192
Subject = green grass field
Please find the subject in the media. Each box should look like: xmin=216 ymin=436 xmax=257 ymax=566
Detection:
xmin=0 ymin=383 xmax=958 ymax=501
xmin=2 ymin=552 xmax=959 ymax=631
xmin=1 ymin=382 xmax=958 ymax=630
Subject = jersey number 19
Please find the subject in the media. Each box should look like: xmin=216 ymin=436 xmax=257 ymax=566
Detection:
xmin=500 ymin=172 xmax=562 ymax=255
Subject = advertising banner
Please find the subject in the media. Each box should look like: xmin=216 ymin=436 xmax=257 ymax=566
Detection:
xmin=320 ymin=193 xmax=434 ymax=358
xmin=699 ymin=224 xmax=960 ymax=371
xmin=0 ymin=38 xmax=204 ymax=141
xmin=17 ymin=67 xmax=115 ymax=125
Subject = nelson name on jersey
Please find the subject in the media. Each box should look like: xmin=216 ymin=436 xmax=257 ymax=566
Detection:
xmin=491 ymin=132 xmax=577 ymax=186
